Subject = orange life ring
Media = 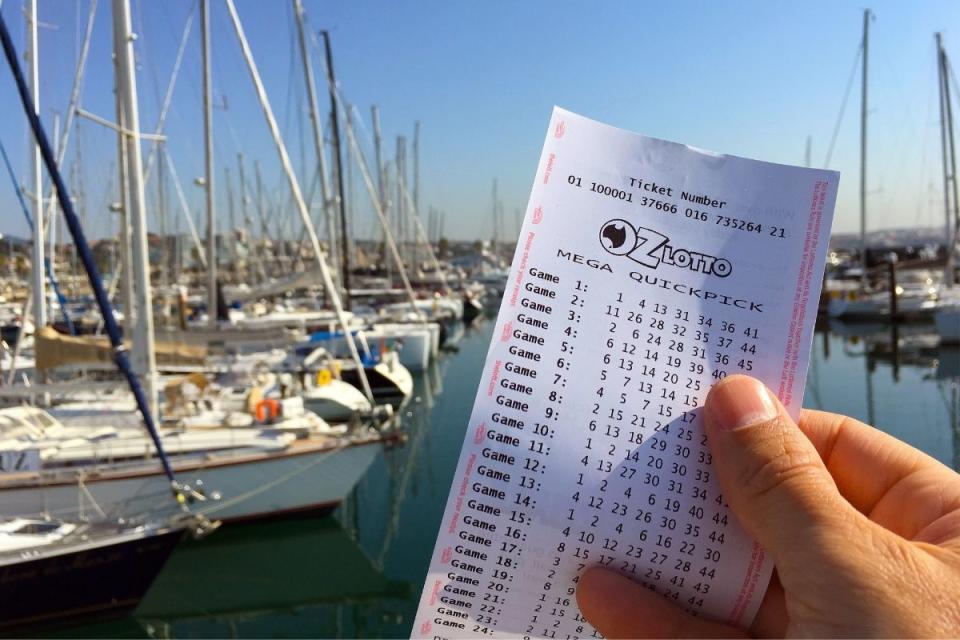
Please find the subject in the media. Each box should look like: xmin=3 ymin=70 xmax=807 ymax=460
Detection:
xmin=255 ymin=398 xmax=280 ymax=423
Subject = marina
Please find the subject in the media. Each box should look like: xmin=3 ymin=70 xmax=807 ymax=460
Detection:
xmin=0 ymin=0 xmax=956 ymax=637
xmin=53 ymin=317 xmax=958 ymax=638
xmin=0 ymin=0 xmax=516 ymax=630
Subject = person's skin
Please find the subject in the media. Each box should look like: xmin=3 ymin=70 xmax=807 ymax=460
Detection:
xmin=576 ymin=374 xmax=960 ymax=638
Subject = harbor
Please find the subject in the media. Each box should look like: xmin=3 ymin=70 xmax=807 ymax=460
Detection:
xmin=0 ymin=0 xmax=956 ymax=637
xmin=54 ymin=318 xmax=959 ymax=637
xmin=0 ymin=0 xmax=508 ymax=629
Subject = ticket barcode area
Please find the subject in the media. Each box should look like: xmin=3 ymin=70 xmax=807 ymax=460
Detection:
xmin=414 ymin=108 xmax=838 ymax=639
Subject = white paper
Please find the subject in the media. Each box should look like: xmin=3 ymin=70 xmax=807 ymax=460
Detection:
xmin=414 ymin=108 xmax=838 ymax=639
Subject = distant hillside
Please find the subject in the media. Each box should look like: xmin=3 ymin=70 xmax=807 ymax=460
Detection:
xmin=831 ymin=226 xmax=950 ymax=250
xmin=0 ymin=234 xmax=30 ymax=250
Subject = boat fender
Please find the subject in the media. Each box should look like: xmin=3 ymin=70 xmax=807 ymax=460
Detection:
xmin=255 ymin=398 xmax=280 ymax=423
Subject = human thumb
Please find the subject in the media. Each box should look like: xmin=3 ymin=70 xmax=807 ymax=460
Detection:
xmin=703 ymin=375 xmax=860 ymax=574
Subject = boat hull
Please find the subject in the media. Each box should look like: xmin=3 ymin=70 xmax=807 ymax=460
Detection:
xmin=374 ymin=332 xmax=429 ymax=371
xmin=935 ymin=306 xmax=960 ymax=343
xmin=302 ymin=381 xmax=372 ymax=423
xmin=340 ymin=360 xmax=414 ymax=406
xmin=326 ymin=323 xmax=436 ymax=371
xmin=827 ymin=294 xmax=938 ymax=321
xmin=462 ymin=297 xmax=483 ymax=324
xmin=0 ymin=528 xmax=181 ymax=631
xmin=367 ymin=324 xmax=433 ymax=371
xmin=0 ymin=438 xmax=382 ymax=523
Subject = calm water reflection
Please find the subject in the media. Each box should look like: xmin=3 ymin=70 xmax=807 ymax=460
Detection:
xmin=806 ymin=321 xmax=959 ymax=471
xmin=56 ymin=316 xmax=958 ymax=638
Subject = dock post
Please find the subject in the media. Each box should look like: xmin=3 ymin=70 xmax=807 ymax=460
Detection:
xmin=887 ymin=258 xmax=899 ymax=319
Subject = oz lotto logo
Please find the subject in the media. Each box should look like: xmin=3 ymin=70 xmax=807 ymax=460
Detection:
xmin=599 ymin=219 xmax=732 ymax=278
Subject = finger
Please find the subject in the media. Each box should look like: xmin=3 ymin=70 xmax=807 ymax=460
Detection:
xmin=798 ymin=409 xmax=960 ymax=540
xmin=703 ymin=376 xmax=862 ymax=573
xmin=576 ymin=567 xmax=747 ymax=639
xmin=749 ymin=572 xmax=787 ymax=638
xmin=914 ymin=508 xmax=960 ymax=547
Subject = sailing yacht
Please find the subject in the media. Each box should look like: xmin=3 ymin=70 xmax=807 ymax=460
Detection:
xmin=826 ymin=268 xmax=942 ymax=320
xmin=0 ymin=403 xmax=390 ymax=522
xmin=0 ymin=4 xmax=200 ymax=631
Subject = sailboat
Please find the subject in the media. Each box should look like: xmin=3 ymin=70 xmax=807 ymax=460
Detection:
xmin=828 ymin=13 xmax=953 ymax=321
xmin=0 ymin=0 xmax=390 ymax=525
xmin=0 ymin=4 xmax=203 ymax=629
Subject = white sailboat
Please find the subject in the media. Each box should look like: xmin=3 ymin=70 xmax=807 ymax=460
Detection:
xmin=0 ymin=0 xmax=391 ymax=526
xmin=0 ymin=7 xmax=203 ymax=631
xmin=827 ymin=268 xmax=942 ymax=320
xmin=831 ymin=22 xmax=959 ymax=324
xmin=0 ymin=403 xmax=386 ymax=523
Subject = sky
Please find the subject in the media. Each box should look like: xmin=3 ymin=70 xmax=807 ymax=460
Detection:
xmin=0 ymin=0 xmax=958 ymax=244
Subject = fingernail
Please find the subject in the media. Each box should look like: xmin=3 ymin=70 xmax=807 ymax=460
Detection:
xmin=706 ymin=376 xmax=778 ymax=431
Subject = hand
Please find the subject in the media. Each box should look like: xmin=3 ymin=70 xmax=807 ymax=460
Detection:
xmin=576 ymin=374 xmax=960 ymax=638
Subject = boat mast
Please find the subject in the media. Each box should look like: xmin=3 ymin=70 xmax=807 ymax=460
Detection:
xmin=942 ymin=42 xmax=959 ymax=248
xmin=400 ymin=176 xmax=452 ymax=296
xmin=37 ymin=0 xmax=98 ymax=326
xmin=237 ymin=152 xmax=263 ymax=283
xmin=413 ymin=120 xmax=420 ymax=270
xmin=396 ymin=135 xmax=407 ymax=275
xmin=292 ymin=0 xmax=339 ymax=303
xmin=223 ymin=0 xmax=373 ymax=402
xmin=859 ymin=9 xmax=870 ymax=290
xmin=937 ymin=33 xmax=959 ymax=286
xmin=110 ymin=2 xmax=134 ymax=337
xmin=237 ymin=154 xmax=249 ymax=239
xmin=224 ymin=166 xmax=236 ymax=272
xmin=492 ymin=178 xmax=498 ymax=253
xmin=294 ymin=22 xmax=425 ymax=321
xmin=164 ymin=148 xmax=207 ymax=267
xmin=158 ymin=141 xmax=169 ymax=320
xmin=372 ymin=105 xmax=390 ymax=279
xmin=201 ymin=0 xmax=217 ymax=327
xmin=27 ymin=0 xmax=46 ymax=331
xmin=112 ymin=0 xmax=158 ymax=420
xmin=320 ymin=30 xmax=351 ymax=310
xmin=341 ymin=113 xmax=426 ymax=322
xmin=141 ymin=5 xmax=194 ymax=186
xmin=945 ymin=49 xmax=960 ymax=236
xmin=413 ymin=122 xmax=420 ymax=220
xmin=937 ymin=33 xmax=952 ymax=282
xmin=49 ymin=114 xmax=58 ymax=317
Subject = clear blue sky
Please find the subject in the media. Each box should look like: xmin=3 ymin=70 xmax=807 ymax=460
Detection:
xmin=0 ymin=0 xmax=958 ymax=243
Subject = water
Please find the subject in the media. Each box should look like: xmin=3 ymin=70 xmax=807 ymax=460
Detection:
xmin=56 ymin=317 xmax=959 ymax=638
